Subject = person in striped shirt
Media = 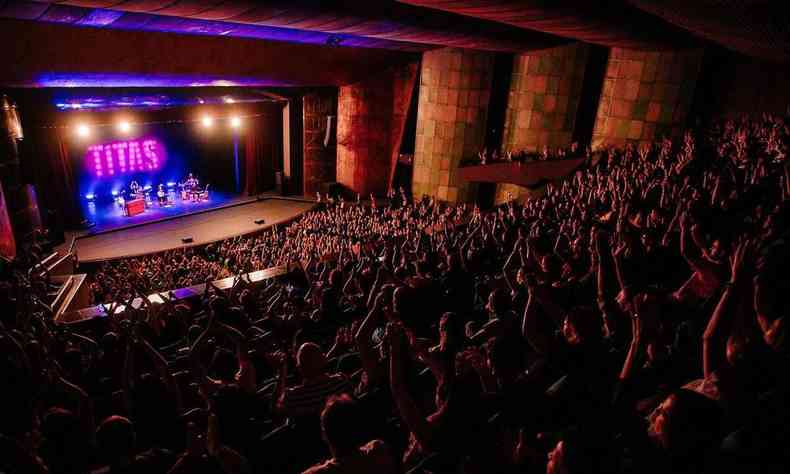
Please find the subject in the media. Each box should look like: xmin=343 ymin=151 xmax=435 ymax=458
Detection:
xmin=274 ymin=342 xmax=352 ymax=418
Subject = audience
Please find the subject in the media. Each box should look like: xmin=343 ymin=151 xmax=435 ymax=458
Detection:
xmin=1 ymin=112 xmax=789 ymax=473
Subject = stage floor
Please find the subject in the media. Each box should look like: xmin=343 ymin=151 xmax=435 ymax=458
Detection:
xmin=81 ymin=191 xmax=243 ymax=234
xmin=72 ymin=198 xmax=314 ymax=263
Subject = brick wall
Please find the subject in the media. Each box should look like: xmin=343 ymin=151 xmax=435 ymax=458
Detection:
xmin=592 ymin=48 xmax=702 ymax=148
xmin=412 ymin=48 xmax=495 ymax=203
xmin=337 ymin=63 xmax=417 ymax=197
xmin=303 ymin=91 xmax=337 ymax=196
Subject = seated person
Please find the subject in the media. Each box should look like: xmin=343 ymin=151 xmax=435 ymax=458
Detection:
xmin=274 ymin=342 xmax=352 ymax=418
xmin=129 ymin=180 xmax=142 ymax=198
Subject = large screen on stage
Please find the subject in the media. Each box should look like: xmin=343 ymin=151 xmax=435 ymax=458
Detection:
xmin=85 ymin=138 xmax=167 ymax=179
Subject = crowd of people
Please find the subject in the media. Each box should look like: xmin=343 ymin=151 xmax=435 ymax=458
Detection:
xmin=465 ymin=143 xmax=582 ymax=166
xmin=89 ymin=187 xmax=466 ymax=304
xmin=2 ymin=112 xmax=789 ymax=474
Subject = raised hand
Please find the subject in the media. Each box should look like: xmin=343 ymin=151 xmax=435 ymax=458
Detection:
xmin=728 ymin=238 xmax=753 ymax=285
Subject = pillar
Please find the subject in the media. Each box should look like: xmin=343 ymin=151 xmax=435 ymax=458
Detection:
xmin=592 ymin=48 xmax=703 ymax=148
xmin=496 ymin=43 xmax=591 ymax=203
xmin=412 ymin=48 xmax=495 ymax=203
xmin=337 ymin=63 xmax=418 ymax=196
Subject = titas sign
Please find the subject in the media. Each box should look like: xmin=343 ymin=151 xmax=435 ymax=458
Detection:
xmin=85 ymin=138 xmax=166 ymax=178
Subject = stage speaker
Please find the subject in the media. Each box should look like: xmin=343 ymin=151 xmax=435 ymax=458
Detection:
xmin=181 ymin=237 xmax=193 ymax=244
xmin=254 ymin=219 xmax=265 ymax=225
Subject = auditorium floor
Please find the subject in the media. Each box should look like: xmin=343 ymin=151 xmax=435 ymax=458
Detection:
xmin=70 ymin=198 xmax=315 ymax=263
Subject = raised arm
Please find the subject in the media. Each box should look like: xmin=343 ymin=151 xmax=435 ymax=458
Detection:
xmin=138 ymin=333 xmax=184 ymax=413
xmin=216 ymin=321 xmax=257 ymax=394
xmin=501 ymin=238 xmax=523 ymax=292
xmin=356 ymin=291 xmax=387 ymax=388
xmin=679 ymin=212 xmax=706 ymax=270
xmin=189 ymin=311 xmax=216 ymax=396
xmin=703 ymin=239 xmax=750 ymax=379
xmin=388 ymin=323 xmax=433 ymax=450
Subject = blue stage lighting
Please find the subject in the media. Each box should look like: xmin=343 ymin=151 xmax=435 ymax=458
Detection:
xmin=111 ymin=190 xmax=119 ymax=197
xmin=167 ymin=181 xmax=176 ymax=188
xmin=85 ymin=193 xmax=96 ymax=201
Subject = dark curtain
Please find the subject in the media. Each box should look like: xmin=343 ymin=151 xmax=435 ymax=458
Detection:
xmin=0 ymin=181 xmax=15 ymax=259
xmin=244 ymin=111 xmax=283 ymax=195
xmin=21 ymin=127 xmax=80 ymax=228
xmin=388 ymin=62 xmax=419 ymax=191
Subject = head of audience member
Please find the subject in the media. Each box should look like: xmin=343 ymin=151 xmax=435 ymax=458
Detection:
xmin=96 ymin=416 xmax=136 ymax=469
xmin=439 ymin=312 xmax=465 ymax=353
xmin=648 ymin=389 xmax=722 ymax=460
xmin=297 ymin=342 xmax=328 ymax=379
xmin=210 ymin=348 xmax=238 ymax=383
xmin=320 ymin=394 xmax=368 ymax=458
xmin=487 ymin=288 xmax=511 ymax=319
xmin=562 ymin=306 xmax=603 ymax=346
xmin=39 ymin=408 xmax=89 ymax=474
xmin=487 ymin=337 xmax=526 ymax=389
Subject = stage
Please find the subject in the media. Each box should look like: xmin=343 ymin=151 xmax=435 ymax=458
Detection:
xmin=80 ymin=190 xmax=247 ymax=234
xmin=72 ymin=197 xmax=314 ymax=263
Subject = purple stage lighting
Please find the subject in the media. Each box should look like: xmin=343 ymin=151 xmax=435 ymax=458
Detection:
xmin=85 ymin=138 xmax=167 ymax=179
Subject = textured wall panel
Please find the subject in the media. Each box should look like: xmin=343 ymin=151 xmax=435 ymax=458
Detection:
xmin=592 ymin=48 xmax=702 ymax=148
xmin=303 ymin=91 xmax=338 ymax=195
xmin=496 ymin=43 xmax=589 ymax=204
xmin=337 ymin=63 xmax=418 ymax=196
xmin=412 ymin=48 xmax=495 ymax=203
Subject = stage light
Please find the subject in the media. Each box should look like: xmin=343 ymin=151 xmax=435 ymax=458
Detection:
xmin=85 ymin=193 xmax=95 ymax=201
xmin=201 ymin=115 xmax=214 ymax=128
xmin=111 ymin=190 xmax=119 ymax=197
xmin=224 ymin=97 xmax=235 ymax=104
xmin=76 ymin=123 xmax=90 ymax=138
xmin=117 ymin=121 xmax=131 ymax=133
xmin=167 ymin=181 xmax=176 ymax=188
xmin=230 ymin=116 xmax=242 ymax=129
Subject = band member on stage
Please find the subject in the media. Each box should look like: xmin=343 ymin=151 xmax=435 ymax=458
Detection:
xmin=118 ymin=194 xmax=126 ymax=215
xmin=130 ymin=180 xmax=141 ymax=197
xmin=157 ymin=184 xmax=167 ymax=205
xmin=185 ymin=173 xmax=198 ymax=190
